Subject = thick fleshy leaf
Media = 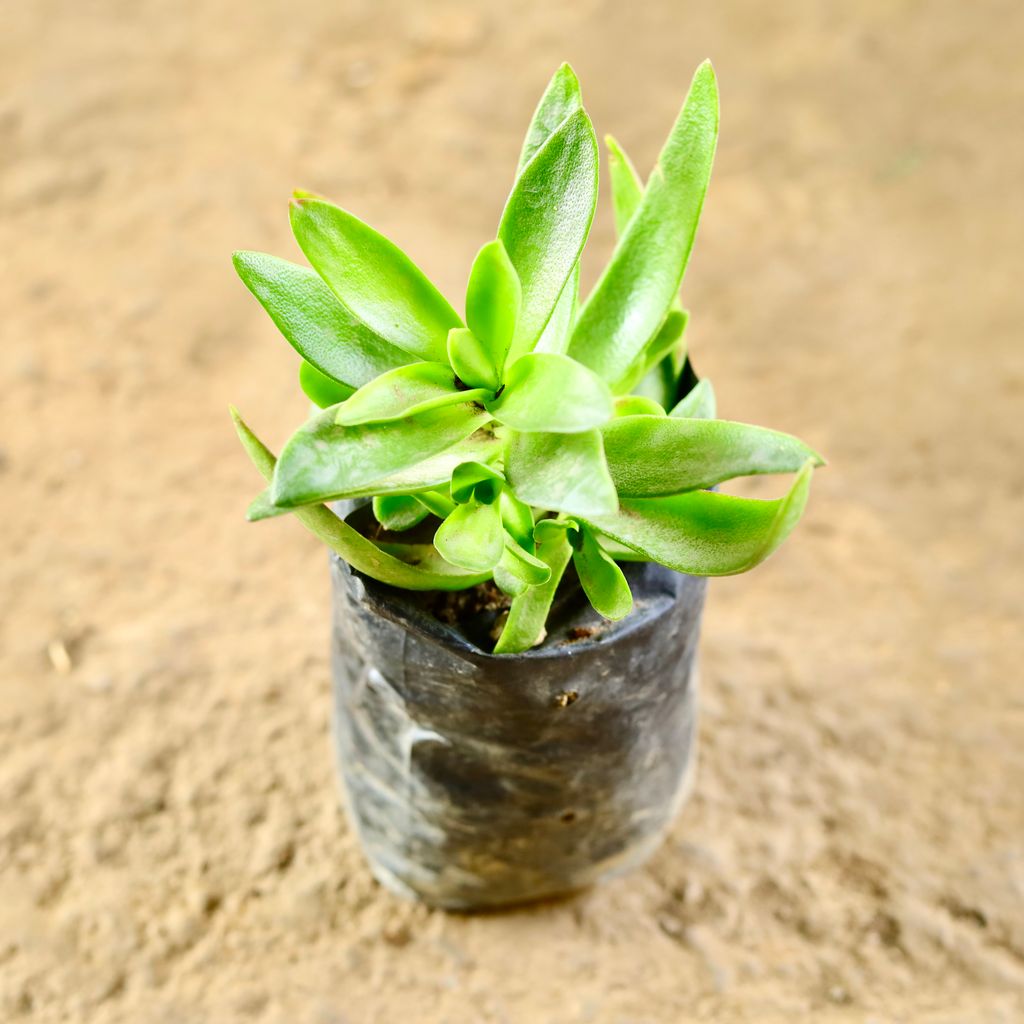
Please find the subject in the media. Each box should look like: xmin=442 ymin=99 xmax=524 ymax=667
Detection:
xmin=272 ymin=403 xmax=490 ymax=508
xmin=414 ymin=490 xmax=457 ymax=519
xmin=603 ymin=416 xmax=824 ymax=497
xmin=645 ymin=309 xmax=689 ymax=367
xmin=499 ymin=490 xmax=534 ymax=548
xmin=333 ymin=435 xmax=499 ymax=502
xmin=569 ymin=62 xmax=719 ymax=383
xmin=493 ymin=532 xmax=552 ymax=597
xmin=615 ymin=309 xmax=689 ymax=394
xmin=580 ymin=460 xmax=816 ymax=576
xmin=499 ymin=109 xmax=599 ymax=362
xmin=573 ymin=527 xmax=633 ymax=620
xmin=505 ymin=429 xmax=618 ymax=516
xmin=246 ymin=488 xmax=288 ymax=522
xmin=447 ymin=328 xmax=502 ymax=393
xmin=532 ymin=517 xmax=578 ymax=545
xmin=493 ymin=529 xmax=573 ymax=654
xmin=230 ymin=408 xmax=487 ymax=590
xmin=517 ymin=63 xmax=583 ymax=172
xmin=373 ymin=494 xmax=429 ymax=532
xmin=250 ymin=472 xmax=460 ymax=524
xmin=289 ymin=199 xmax=461 ymax=362
xmin=507 ymin=66 xmax=586 ymax=363
xmin=372 ymin=541 xmax=492 ymax=580
xmin=334 ymin=362 xmax=487 ymax=426
xmin=450 ymin=460 xmax=504 ymax=504
xmin=492 ymin=562 xmax=529 ymax=599
xmin=233 ymin=252 xmax=413 ymax=389
xmin=485 ymin=352 xmax=613 ymax=433
xmin=606 ymin=134 xmax=644 ymax=235
xmin=670 ymin=379 xmax=717 ymax=419
xmin=465 ymin=240 xmax=520 ymax=380
xmin=299 ymin=360 xmax=354 ymax=408
xmin=614 ymin=395 xmax=665 ymax=418
xmin=606 ymin=133 xmax=689 ymax=397
xmin=633 ymin=358 xmax=678 ymax=410
xmin=434 ymin=501 xmax=504 ymax=571
xmin=533 ymin=263 xmax=578 ymax=356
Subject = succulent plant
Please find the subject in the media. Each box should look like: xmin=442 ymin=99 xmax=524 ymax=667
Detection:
xmin=231 ymin=60 xmax=823 ymax=653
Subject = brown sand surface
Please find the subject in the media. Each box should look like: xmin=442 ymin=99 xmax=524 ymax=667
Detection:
xmin=2 ymin=1 xmax=1022 ymax=1021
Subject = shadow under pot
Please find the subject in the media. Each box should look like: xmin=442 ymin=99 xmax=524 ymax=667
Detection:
xmin=329 ymin=513 xmax=707 ymax=911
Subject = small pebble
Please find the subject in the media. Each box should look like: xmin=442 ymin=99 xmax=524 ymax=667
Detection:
xmin=47 ymin=639 xmax=73 ymax=675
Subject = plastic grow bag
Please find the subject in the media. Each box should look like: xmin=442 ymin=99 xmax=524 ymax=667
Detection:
xmin=329 ymin=542 xmax=707 ymax=911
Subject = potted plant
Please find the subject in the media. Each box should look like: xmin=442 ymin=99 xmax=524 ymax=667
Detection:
xmin=230 ymin=60 xmax=823 ymax=910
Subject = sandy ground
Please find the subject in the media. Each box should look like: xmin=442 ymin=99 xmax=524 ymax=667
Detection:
xmin=2 ymin=1 xmax=1022 ymax=1021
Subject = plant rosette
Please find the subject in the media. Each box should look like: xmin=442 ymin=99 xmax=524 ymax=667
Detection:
xmin=231 ymin=61 xmax=824 ymax=908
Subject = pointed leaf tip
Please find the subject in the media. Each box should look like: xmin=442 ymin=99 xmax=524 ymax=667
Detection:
xmin=231 ymin=418 xmax=490 ymax=591
xmin=569 ymin=60 xmax=719 ymax=383
xmin=502 ymin=108 xmax=598 ymax=359
xmin=289 ymin=198 xmax=461 ymax=363
xmin=602 ymin=416 xmax=823 ymax=497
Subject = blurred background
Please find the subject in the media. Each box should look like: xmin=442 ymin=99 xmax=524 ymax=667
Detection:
xmin=1 ymin=1 xmax=1021 ymax=1021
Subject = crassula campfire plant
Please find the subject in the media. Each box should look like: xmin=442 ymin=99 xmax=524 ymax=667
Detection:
xmin=231 ymin=60 xmax=824 ymax=654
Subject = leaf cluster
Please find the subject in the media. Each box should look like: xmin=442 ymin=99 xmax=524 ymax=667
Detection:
xmin=231 ymin=62 xmax=824 ymax=653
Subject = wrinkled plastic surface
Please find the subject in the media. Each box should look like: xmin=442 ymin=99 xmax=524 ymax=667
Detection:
xmin=330 ymin=545 xmax=706 ymax=910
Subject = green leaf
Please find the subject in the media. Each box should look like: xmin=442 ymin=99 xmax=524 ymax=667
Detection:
xmin=633 ymin=357 xmax=678 ymax=410
xmin=606 ymin=134 xmax=688 ymax=389
xmin=450 ymin=460 xmax=504 ymax=504
xmin=670 ymin=379 xmax=717 ymax=419
xmin=530 ymin=518 xmax=631 ymax=619
xmin=334 ymin=362 xmax=487 ymax=426
xmin=231 ymin=406 xmax=276 ymax=479
xmin=464 ymin=240 xmax=521 ymax=381
xmin=606 ymin=133 xmax=690 ymax=391
xmin=517 ymin=63 xmax=583 ymax=172
xmin=604 ymin=135 xmax=690 ymax=405
xmin=299 ymin=360 xmax=354 ymax=408
xmin=246 ymin=488 xmax=289 ymax=522
xmin=230 ymin=408 xmax=488 ymax=590
xmin=533 ymin=263 xmax=578 ymax=356
xmin=499 ymin=490 xmax=534 ymax=548
xmin=500 ymin=109 xmax=599 ymax=363
xmin=569 ymin=62 xmax=719 ymax=383
xmin=532 ymin=517 xmax=578 ymax=545
xmin=372 ymin=541 xmax=493 ymax=580
xmin=606 ymin=134 xmax=644 ymax=236
xmin=493 ymin=562 xmax=529 ymax=599
xmin=613 ymin=395 xmax=665 ymax=418
xmin=493 ymin=528 xmax=573 ymax=654
xmin=272 ymin=403 xmax=490 ymax=508
xmin=614 ymin=309 xmax=689 ymax=395
xmin=336 ymin=435 xmax=499 ymax=502
xmin=415 ymin=490 xmax=457 ymax=519
xmin=373 ymin=494 xmax=429 ymax=532
xmin=493 ymin=532 xmax=552 ymax=598
xmin=505 ymin=429 xmax=618 ymax=516
xmin=580 ymin=460 xmax=816 ymax=576
xmin=289 ymin=198 xmax=461 ymax=362
xmin=573 ymin=527 xmax=633 ymax=620
xmin=485 ymin=353 xmax=613 ymax=433
xmin=434 ymin=501 xmax=504 ymax=571
xmin=232 ymin=252 xmax=414 ymax=389
xmin=447 ymin=328 xmax=502 ymax=393
xmin=603 ymin=416 xmax=824 ymax=497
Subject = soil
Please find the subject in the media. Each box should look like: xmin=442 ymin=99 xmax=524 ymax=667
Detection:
xmin=427 ymin=581 xmax=511 ymax=629
xmin=1 ymin=2 xmax=1021 ymax=1022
